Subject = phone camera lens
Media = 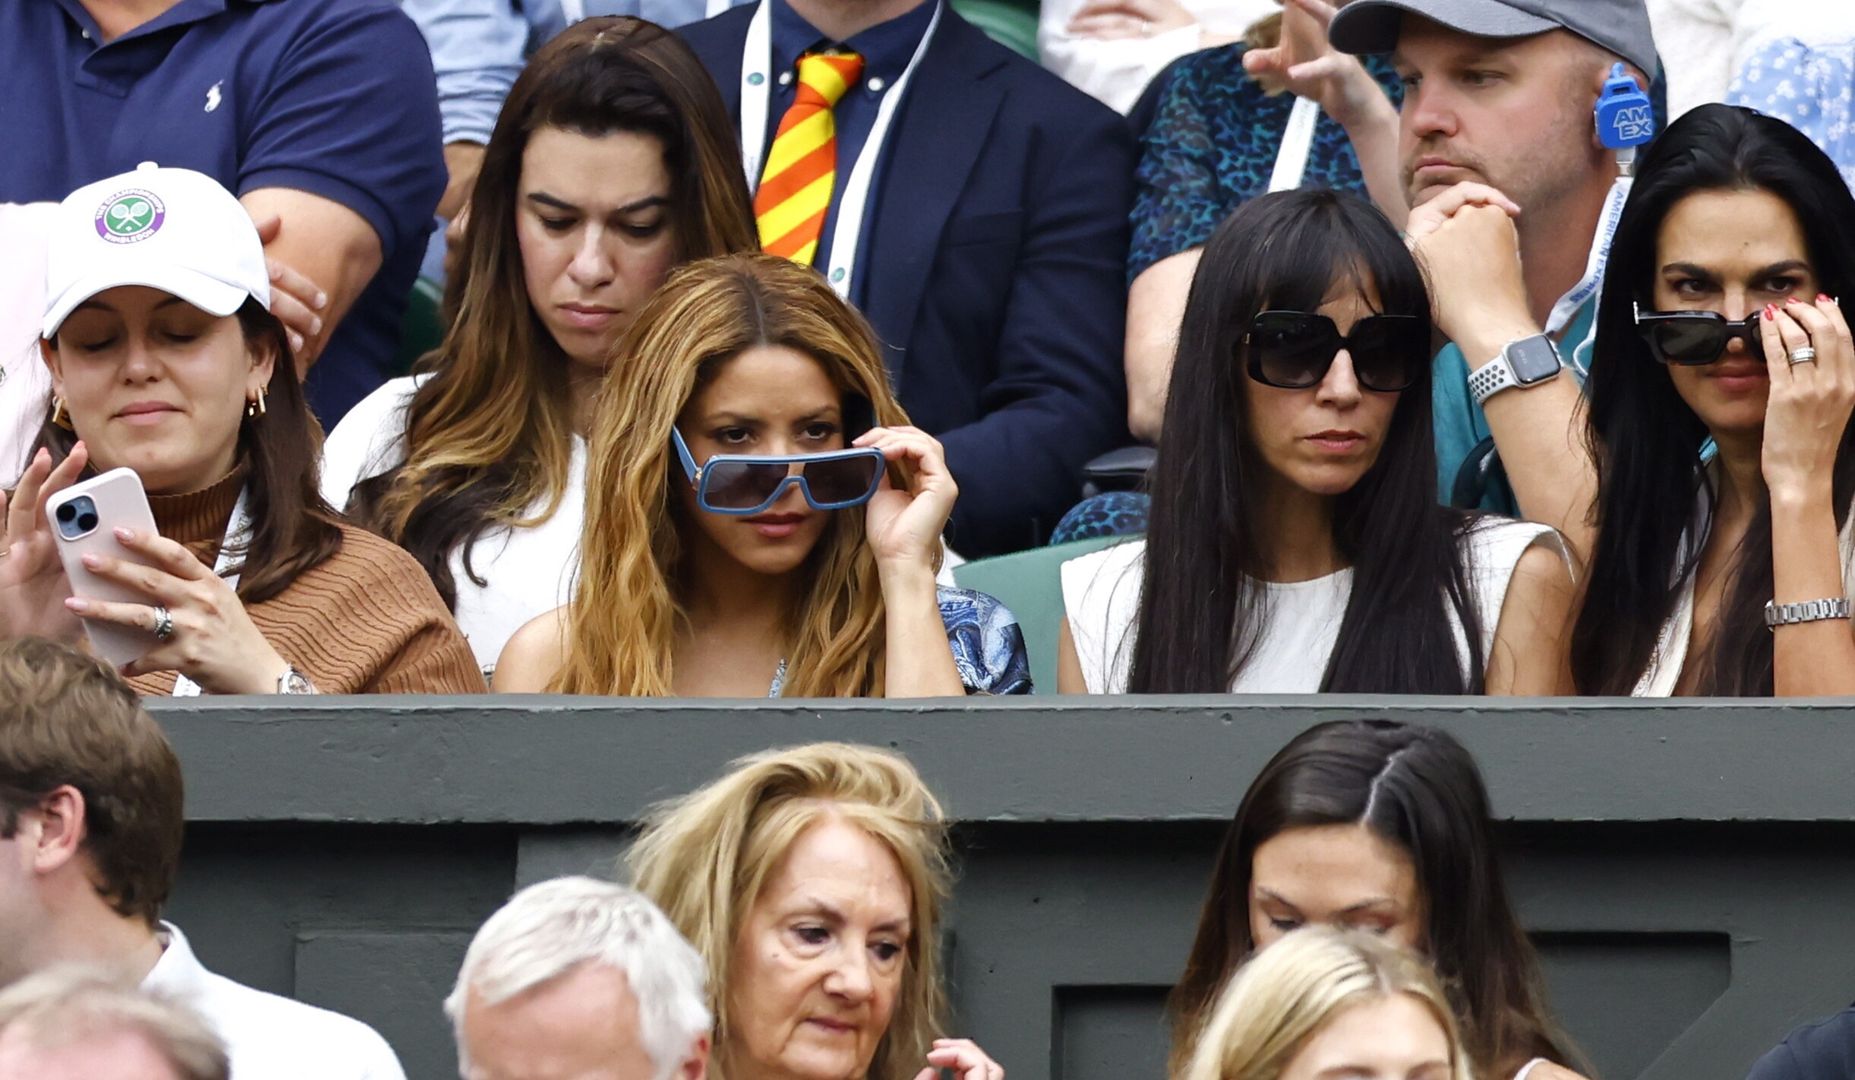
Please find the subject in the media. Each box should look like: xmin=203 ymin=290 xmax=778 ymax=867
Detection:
xmin=55 ymin=503 xmax=75 ymax=523
xmin=76 ymin=513 xmax=99 ymax=532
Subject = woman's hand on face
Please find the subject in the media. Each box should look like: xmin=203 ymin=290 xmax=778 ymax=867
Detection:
xmin=1405 ymin=184 xmax=1532 ymax=347
xmin=1065 ymin=0 xmax=1195 ymax=41
xmin=1759 ymin=295 xmax=1855 ymax=503
xmin=0 ymin=444 xmax=88 ymax=643
xmin=63 ymin=528 xmax=290 ymax=694
xmin=857 ymin=426 xmax=957 ymax=572
xmin=914 ymin=1038 xmax=1003 ymax=1080
xmin=1240 ymin=0 xmax=1384 ymax=129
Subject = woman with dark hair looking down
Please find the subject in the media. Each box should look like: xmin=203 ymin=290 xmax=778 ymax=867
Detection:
xmin=1574 ymin=103 xmax=1855 ymax=696
xmin=1058 ymin=189 xmax=1574 ymax=695
xmin=1170 ymin=719 xmax=1587 ymax=1080
xmin=323 ymin=17 xmax=758 ymax=679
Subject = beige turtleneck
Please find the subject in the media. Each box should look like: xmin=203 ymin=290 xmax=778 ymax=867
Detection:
xmin=129 ymin=470 xmax=484 ymax=696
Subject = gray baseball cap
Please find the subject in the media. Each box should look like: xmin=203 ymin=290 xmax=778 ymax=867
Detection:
xmin=1328 ymin=0 xmax=1659 ymax=80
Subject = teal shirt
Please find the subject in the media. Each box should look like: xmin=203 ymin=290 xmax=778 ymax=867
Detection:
xmin=1432 ymin=301 xmax=1598 ymax=514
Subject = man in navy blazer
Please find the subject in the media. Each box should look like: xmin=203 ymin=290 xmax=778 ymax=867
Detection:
xmin=681 ymin=0 xmax=1134 ymax=557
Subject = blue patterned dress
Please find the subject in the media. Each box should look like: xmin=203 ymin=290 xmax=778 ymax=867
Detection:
xmin=768 ymin=587 xmax=1032 ymax=696
xmin=1129 ymin=46 xmax=1404 ymax=281
xmin=1729 ymin=38 xmax=1855 ymax=189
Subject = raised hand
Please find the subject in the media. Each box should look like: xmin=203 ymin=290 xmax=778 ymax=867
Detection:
xmin=856 ymin=425 xmax=957 ymax=573
xmin=251 ymin=212 xmax=329 ymax=368
xmin=63 ymin=527 xmax=290 ymax=694
xmin=1240 ymin=0 xmax=1385 ymax=128
xmin=913 ymin=1038 xmax=1003 ymax=1080
xmin=1405 ymin=183 xmax=1532 ymax=349
xmin=0 ymin=444 xmax=88 ymax=644
xmin=1759 ymin=295 xmax=1855 ymax=503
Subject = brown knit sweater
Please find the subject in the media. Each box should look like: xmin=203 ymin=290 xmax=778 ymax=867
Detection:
xmin=128 ymin=472 xmax=485 ymax=696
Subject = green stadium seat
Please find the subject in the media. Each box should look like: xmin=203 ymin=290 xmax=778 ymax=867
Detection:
xmin=953 ymin=534 xmax=1126 ymax=694
xmin=951 ymin=0 xmax=1040 ymax=60
xmin=392 ymin=276 xmax=446 ymax=377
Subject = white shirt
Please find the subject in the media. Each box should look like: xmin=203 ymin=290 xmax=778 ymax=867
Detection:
xmin=1036 ymin=0 xmax=1274 ymax=113
xmin=1061 ymin=519 xmax=1560 ymax=693
xmin=320 ymin=375 xmax=585 ymax=676
xmin=0 ymin=203 xmax=55 ymax=489
xmin=142 ymin=923 xmax=405 ymax=1080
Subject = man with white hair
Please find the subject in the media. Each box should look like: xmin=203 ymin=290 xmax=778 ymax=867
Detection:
xmin=448 ymin=877 xmax=711 ymax=1080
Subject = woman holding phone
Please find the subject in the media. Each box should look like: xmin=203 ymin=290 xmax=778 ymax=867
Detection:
xmin=492 ymin=253 xmax=1029 ymax=696
xmin=0 ymin=164 xmax=480 ymax=695
xmin=1059 ymin=189 xmax=1575 ymax=695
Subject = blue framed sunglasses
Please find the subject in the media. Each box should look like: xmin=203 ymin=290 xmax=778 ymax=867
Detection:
xmin=671 ymin=428 xmax=887 ymax=515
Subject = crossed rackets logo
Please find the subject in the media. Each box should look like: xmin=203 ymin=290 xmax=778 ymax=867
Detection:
xmin=94 ymin=189 xmax=167 ymax=244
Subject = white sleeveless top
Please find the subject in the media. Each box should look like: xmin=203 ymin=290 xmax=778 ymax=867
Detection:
xmin=1061 ymin=519 xmax=1563 ymax=694
xmin=1631 ymin=486 xmax=1855 ymax=696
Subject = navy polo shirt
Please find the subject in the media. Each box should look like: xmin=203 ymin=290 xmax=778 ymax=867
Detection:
xmin=764 ymin=0 xmax=935 ymax=290
xmin=1 ymin=0 xmax=445 ymax=424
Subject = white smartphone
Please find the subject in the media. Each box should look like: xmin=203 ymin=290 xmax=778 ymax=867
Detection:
xmin=45 ymin=467 xmax=164 ymax=669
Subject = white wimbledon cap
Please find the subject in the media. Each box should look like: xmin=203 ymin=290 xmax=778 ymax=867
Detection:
xmin=41 ymin=161 xmax=271 ymax=339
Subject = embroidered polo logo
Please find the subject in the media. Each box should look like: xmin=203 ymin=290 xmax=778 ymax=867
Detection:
xmin=95 ymin=190 xmax=166 ymax=244
xmin=205 ymin=80 xmax=223 ymax=112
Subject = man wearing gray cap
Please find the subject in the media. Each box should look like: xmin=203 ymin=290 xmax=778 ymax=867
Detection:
xmin=1328 ymin=0 xmax=1658 ymax=559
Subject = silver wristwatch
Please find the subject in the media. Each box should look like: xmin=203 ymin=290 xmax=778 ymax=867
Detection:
xmin=1763 ymin=597 xmax=1852 ymax=630
xmin=276 ymin=665 xmax=318 ymax=694
xmin=1467 ymin=334 xmax=1563 ymax=406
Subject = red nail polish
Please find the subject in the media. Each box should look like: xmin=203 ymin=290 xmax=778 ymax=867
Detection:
xmin=1821 ymin=293 xmax=1834 ymax=303
xmin=1786 ymin=295 xmax=1802 ymax=304
xmin=1766 ymin=303 xmax=1778 ymax=318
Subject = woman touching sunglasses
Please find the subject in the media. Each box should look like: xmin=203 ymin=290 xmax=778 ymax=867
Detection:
xmin=492 ymin=254 xmax=1030 ymax=697
xmin=1574 ymin=104 xmax=1855 ymax=696
xmin=1058 ymin=189 xmax=1576 ymax=695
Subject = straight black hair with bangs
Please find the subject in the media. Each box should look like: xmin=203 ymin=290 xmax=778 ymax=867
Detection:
xmin=1573 ymin=103 xmax=1855 ymax=695
xmin=1127 ymin=189 xmax=1485 ymax=693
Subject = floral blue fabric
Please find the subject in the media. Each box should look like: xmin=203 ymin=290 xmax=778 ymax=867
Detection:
xmin=1729 ymin=38 xmax=1855 ymax=189
xmin=1128 ymin=46 xmax=1404 ymax=282
xmin=938 ymin=587 xmax=1033 ymax=695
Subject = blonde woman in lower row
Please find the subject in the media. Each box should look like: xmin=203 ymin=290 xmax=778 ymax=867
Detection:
xmin=627 ymin=742 xmax=1003 ymax=1080
xmin=1179 ymin=926 xmax=1473 ymax=1080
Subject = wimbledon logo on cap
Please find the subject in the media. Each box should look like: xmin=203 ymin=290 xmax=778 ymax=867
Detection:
xmin=94 ymin=189 xmax=166 ymax=244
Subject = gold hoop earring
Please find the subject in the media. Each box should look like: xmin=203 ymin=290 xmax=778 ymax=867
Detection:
xmin=246 ymin=386 xmax=267 ymax=418
xmin=50 ymin=397 xmax=73 ymax=430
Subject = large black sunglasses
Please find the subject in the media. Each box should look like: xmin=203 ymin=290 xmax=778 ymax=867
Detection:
xmin=1242 ymin=310 xmax=1429 ymax=393
xmin=1633 ymin=302 xmax=1763 ymax=366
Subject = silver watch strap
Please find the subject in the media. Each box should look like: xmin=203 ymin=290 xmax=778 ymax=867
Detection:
xmin=1467 ymin=353 xmax=1517 ymax=406
xmin=1764 ymin=597 xmax=1853 ymax=629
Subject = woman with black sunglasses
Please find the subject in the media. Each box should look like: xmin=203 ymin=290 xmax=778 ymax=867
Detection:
xmin=492 ymin=254 xmax=1031 ymax=696
xmin=1057 ymin=189 xmax=1575 ymax=694
xmin=1573 ymin=104 xmax=1855 ymax=696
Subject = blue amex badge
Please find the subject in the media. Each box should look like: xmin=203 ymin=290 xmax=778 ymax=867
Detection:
xmin=1596 ymin=63 xmax=1656 ymax=165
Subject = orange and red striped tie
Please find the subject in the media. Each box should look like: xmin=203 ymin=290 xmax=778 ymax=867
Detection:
xmin=755 ymin=50 xmax=865 ymax=265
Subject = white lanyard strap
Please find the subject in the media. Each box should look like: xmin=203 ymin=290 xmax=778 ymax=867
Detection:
xmin=170 ymin=489 xmax=250 ymax=698
xmin=1544 ymin=174 xmax=1631 ymax=341
xmin=1267 ymin=96 xmax=1320 ymax=194
xmin=738 ymin=0 xmax=942 ymax=298
xmin=560 ymin=0 xmax=586 ymax=22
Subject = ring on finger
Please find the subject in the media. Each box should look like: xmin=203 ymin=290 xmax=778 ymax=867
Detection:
xmin=151 ymin=605 xmax=175 ymax=642
xmin=1789 ymin=346 xmax=1819 ymax=365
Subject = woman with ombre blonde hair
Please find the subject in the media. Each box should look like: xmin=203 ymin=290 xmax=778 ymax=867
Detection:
xmin=626 ymin=742 xmax=1004 ymax=1080
xmin=321 ymin=16 xmax=758 ymax=679
xmin=1179 ymin=927 xmax=1473 ymax=1080
xmin=492 ymin=254 xmax=1028 ymax=697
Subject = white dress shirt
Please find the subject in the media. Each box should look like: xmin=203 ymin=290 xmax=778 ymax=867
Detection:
xmin=142 ymin=922 xmax=406 ymax=1080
